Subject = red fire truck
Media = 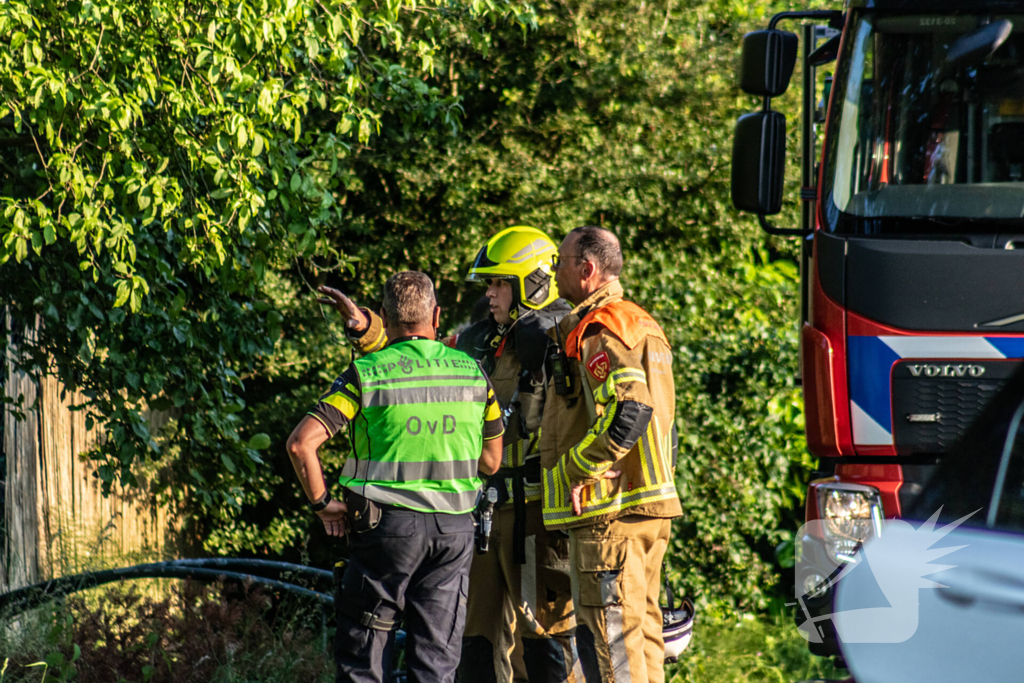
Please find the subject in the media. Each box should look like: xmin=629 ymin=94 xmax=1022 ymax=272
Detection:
xmin=731 ymin=0 xmax=1024 ymax=660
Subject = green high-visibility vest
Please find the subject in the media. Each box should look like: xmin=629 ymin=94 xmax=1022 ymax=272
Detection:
xmin=339 ymin=339 xmax=487 ymax=513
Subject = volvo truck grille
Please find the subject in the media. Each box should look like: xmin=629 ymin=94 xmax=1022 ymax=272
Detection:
xmin=891 ymin=360 xmax=1020 ymax=454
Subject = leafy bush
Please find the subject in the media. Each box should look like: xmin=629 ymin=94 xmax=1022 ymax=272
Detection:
xmin=629 ymin=249 xmax=812 ymax=616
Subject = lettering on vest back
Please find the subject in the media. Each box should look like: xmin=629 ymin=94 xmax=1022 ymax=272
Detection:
xmin=407 ymin=416 xmax=421 ymax=435
xmin=360 ymin=356 xmax=481 ymax=378
xmin=407 ymin=415 xmax=457 ymax=436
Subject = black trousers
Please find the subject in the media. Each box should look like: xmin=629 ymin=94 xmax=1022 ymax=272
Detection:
xmin=335 ymin=506 xmax=475 ymax=683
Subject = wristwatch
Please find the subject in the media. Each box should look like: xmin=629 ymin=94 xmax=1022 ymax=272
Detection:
xmin=310 ymin=491 xmax=332 ymax=512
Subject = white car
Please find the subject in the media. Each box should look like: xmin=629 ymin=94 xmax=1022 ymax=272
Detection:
xmin=834 ymin=370 xmax=1024 ymax=683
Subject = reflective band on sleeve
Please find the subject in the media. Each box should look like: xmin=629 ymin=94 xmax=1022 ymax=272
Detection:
xmin=362 ymin=326 xmax=387 ymax=353
xmin=569 ymin=408 xmax=615 ymax=476
xmin=609 ymin=368 xmax=646 ymax=385
xmin=593 ymin=368 xmax=646 ymax=406
xmin=323 ymin=392 xmax=359 ymax=420
xmin=594 ymin=379 xmax=615 ymax=405
xmin=485 ymin=388 xmax=503 ymax=423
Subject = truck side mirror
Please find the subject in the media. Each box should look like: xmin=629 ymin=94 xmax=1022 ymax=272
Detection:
xmin=946 ymin=19 xmax=1013 ymax=70
xmin=731 ymin=111 xmax=787 ymax=215
xmin=740 ymin=30 xmax=799 ymax=97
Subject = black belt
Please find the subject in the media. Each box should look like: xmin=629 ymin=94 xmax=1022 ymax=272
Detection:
xmin=488 ymin=460 xmax=542 ymax=565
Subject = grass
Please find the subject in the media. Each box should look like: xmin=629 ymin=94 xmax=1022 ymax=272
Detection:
xmin=669 ymin=614 xmax=850 ymax=683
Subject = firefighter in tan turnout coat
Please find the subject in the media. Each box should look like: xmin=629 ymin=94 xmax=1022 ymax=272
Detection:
xmin=542 ymin=226 xmax=682 ymax=683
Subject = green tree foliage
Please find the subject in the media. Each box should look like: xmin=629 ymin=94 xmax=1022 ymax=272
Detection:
xmin=0 ymin=0 xmax=534 ymax=517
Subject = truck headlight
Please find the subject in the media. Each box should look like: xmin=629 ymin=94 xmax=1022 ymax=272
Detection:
xmin=816 ymin=483 xmax=884 ymax=564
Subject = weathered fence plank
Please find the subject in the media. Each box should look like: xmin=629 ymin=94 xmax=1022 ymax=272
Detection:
xmin=2 ymin=312 xmax=176 ymax=592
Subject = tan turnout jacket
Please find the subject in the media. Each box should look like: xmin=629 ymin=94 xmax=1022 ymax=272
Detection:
xmin=540 ymin=280 xmax=681 ymax=530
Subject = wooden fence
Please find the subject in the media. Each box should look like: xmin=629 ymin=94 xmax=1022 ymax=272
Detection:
xmin=1 ymin=312 xmax=177 ymax=592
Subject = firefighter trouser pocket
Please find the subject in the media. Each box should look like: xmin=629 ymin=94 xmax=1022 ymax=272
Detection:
xmin=578 ymin=568 xmax=623 ymax=607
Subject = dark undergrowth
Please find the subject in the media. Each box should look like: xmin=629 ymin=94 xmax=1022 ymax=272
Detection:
xmin=0 ymin=581 xmax=332 ymax=683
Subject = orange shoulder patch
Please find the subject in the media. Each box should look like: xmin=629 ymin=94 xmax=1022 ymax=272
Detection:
xmin=586 ymin=351 xmax=611 ymax=382
xmin=565 ymin=300 xmax=670 ymax=359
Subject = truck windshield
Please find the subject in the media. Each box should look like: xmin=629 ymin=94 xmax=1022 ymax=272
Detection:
xmin=824 ymin=13 xmax=1024 ymax=234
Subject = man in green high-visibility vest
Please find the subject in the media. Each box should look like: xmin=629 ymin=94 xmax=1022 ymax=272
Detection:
xmin=286 ymin=271 xmax=505 ymax=683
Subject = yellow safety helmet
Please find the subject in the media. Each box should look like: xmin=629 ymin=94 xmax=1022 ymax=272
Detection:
xmin=466 ymin=226 xmax=559 ymax=311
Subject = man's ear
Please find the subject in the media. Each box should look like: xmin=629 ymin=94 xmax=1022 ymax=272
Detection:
xmin=380 ymin=308 xmax=388 ymax=328
xmin=432 ymin=306 xmax=441 ymax=329
xmin=581 ymin=260 xmax=596 ymax=281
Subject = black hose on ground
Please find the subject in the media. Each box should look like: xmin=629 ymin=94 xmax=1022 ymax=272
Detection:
xmin=169 ymin=558 xmax=332 ymax=584
xmin=0 ymin=560 xmax=334 ymax=617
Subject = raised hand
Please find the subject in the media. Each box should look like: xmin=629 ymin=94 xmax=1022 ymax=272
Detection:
xmin=317 ymin=285 xmax=370 ymax=333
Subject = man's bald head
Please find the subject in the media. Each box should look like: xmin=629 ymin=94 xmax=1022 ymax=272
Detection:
xmin=568 ymin=226 xmax=623 ymax=278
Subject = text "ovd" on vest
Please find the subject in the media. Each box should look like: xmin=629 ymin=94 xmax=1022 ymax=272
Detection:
xmin=406 ymin=415 xmax=458 ymax=435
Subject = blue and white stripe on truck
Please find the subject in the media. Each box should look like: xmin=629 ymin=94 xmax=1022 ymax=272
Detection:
xmin=847 ymin=336 xmax=1024 ymax=446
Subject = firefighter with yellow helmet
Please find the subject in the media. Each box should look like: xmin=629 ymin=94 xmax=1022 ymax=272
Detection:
xmin=457 ymin=227 xmax=581 ymax=683
xmin=317 ymin=227 xmax=584 ymax=683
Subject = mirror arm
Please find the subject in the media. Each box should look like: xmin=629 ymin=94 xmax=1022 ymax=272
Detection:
xmin=769 ymin=10 xmax=843 ymax=31
xmin=758 ymin=213 xmax=812 ymax=237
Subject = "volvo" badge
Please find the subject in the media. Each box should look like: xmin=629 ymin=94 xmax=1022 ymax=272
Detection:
xmin=906 ymin=364 xmax=986 ymax=378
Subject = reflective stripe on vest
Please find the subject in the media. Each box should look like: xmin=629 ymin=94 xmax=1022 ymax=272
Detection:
xmin=342 ymin=340 xmax=487 ymax=514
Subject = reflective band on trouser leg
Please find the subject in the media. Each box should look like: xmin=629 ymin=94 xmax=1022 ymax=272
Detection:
xmin=570 ymin=635 xmax=585 ymax=683
xmin=520 ymin=535 xmax=540 ymax=632
xmin=642 ymin=520 xmax=671 ymax=683
xmin=605 ymin=605 xmax=632 ymax=683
